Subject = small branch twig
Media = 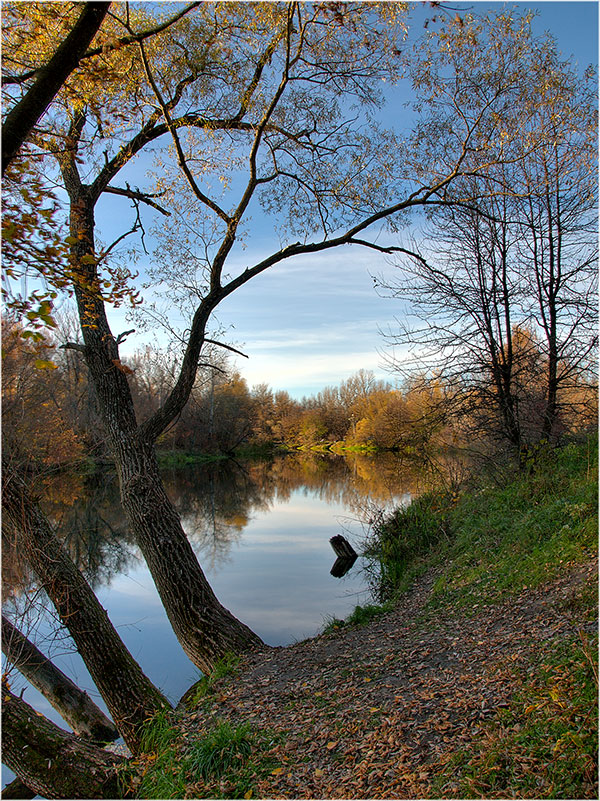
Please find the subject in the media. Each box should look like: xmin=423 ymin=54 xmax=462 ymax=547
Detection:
xmin=115 ymin=329 xmax=136 ymax=346
xmin=203 ymin=338 xmax=249 ymax=359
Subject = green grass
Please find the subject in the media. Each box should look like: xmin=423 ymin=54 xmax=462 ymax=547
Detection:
xmin=367 ymin=436 xmax=597 ymax=616
xmin=156 ymin=450 xmax=227 ymax=468
xmin=185 ymin=720 xmax=254 ymax=781
xmin=322 ymin=601 xmax=393 ymax=633
xmin=134 ymin=711 xmax=277 ymax=800
xmin=186 ymin=653 xmax=242 ymax=707
xmin=364 ymin=489 xmax=455 ymax=600
xmin=430 ymin=632 xmax=598 ymax=798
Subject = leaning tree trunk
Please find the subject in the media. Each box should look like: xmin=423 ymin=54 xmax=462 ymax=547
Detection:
xmin=2 ymin=615 xmax=119 ymax=743
xmin=2 ymin=463 xmax=168 ymax=752
xmin=2 ymin=682 xmax=127 ymax=800
xmin=62 ymin=187 xmax=264 ymax=674
xmin=114 ymin=437 xmax=263 ymax=673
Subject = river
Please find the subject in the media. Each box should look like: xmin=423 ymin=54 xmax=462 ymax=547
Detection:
xmin=2 ymin=450 xmax=425 ymax=787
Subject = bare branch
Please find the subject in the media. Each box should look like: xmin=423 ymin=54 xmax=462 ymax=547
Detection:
xmin=136 ymin=37 xmax=232 ymax=224
xmin=104 ymin=185 xmax=171 ymax=216
xmin=60 ymin=342 xmax=86 ymax=353
xmin=204 ymin=338 xmax=248 ymax=359
xmin=115 ymin=329 xmax=136 ymax=346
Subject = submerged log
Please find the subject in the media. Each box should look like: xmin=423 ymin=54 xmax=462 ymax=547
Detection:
xmin=329 ymin=534 xmax=358 ymax=560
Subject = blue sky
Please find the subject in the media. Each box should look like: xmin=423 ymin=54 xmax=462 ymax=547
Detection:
xmin=100 ymin=1 xmax=598 ymax=400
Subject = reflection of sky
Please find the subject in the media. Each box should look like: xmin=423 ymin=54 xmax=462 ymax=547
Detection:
xmin=2 ymin=482 xmax=381 ymax=751
xmin=195 ymin=490 xmax=374 ymax=645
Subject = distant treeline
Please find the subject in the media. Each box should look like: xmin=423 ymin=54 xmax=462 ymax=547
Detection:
xmin=2 ymin=319 xmax=597 ymax=469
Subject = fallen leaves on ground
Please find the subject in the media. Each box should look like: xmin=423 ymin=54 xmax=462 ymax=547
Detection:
xmin=179 ymin=558 xmax=597 ymax=799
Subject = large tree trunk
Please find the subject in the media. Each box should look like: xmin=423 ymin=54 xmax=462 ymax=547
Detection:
xmin=2 ymin=682 xmax=126 ymax=800
xmin=115 ymin=438 xmax=263 ymax=673
xmin=2 ymin=463 xmax=168 ymax=753
xmin=2 ymin=615 xmax=119 ymax=743
xmin=63 ymin=186 xmax=264 ymax=674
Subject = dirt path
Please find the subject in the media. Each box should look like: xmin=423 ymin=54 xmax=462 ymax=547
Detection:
xmin=180 ymin=558 xmax=597 ymax=798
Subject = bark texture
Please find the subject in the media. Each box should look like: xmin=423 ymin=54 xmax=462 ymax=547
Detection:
xmin=115 ymin=439 xmax=263 ymax=673
xmin=2 ymin=682 xmax=126 ymax=800
xmin=1 ymin=777 xmax=36 ymax=799
xmin=2 ymin=463 xmax=168 ymax=753
xmin=2 ymin=615 xmax=119 ymax=743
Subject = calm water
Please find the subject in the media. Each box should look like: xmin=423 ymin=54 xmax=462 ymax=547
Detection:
xmin=3 ymin=451 xmax=421 ymax=785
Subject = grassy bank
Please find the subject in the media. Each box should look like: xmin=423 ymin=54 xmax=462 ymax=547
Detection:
xmin=365 ymin=436 xmax=597 ymax=613
xmin=129 ymin=436 xmax=597 ymax=799
xmin=354 ymin=435 xmax=598 ymax=798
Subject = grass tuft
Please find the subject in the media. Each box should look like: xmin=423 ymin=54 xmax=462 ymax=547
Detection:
xmin=135 ymin=711 xmax=275 ymax=799
xmin=187 ymin=652 xmax=242 ymax=706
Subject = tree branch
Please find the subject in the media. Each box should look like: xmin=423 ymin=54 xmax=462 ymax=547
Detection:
xmin=204 ymin=338 xmax=248 ymax=359
xmin=1 ymin=3 xmax=201 ymax=86
xmin=2 ymin=3 xmax=110 ymax=173
xmin=136 ymin=37 xmax=232 ymax=224
xmin=104 ymin=185 xmax=171 ymax=216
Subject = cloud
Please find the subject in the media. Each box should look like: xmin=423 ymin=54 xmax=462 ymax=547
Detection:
xmin=232 ymin=349 xmax=389 ymax=395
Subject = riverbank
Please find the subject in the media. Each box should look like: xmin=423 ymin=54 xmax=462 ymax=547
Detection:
xmin=130 ymin=437 xmax=598 ymax=799
xmin=131 ymin=557 xmax=597 ymax=799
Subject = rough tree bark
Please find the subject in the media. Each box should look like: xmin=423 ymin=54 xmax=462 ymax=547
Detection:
xmin=2 ymin=681 xmax=126 ymax=800
xmin=2 ymin=615 xmax=119 ymax=743
xmin=1 ymin=777 xmax=36 ymax=800
xmin=2 ymin=462 xmax=168 ymax=752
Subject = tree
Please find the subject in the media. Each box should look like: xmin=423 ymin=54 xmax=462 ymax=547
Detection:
xmin=2 ymin=462 xmax=168 ymax=753
xmin=379 ymin=11 xmax=598 ymax=452
xmin=2 ymin=0 xmax=558 ymax=763
xmin=2 ymin=615 xmax=119 ymax=743
xmin=1 ymin=2 xmax=109 ymax=173
xmin=2 ymin=680 xmax=125 ymax=800
xmin=1 ymin=318 xmax=85 ymax=466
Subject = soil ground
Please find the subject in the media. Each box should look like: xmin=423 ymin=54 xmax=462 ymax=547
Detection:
xmin=179 ymin=557 xmax=598 ymax=799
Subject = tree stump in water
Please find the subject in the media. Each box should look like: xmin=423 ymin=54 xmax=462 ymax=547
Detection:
xmin=329 ymin=535 xmax=358 ymax=577
xmin=329 ymin=535 xmax=358 ymax=559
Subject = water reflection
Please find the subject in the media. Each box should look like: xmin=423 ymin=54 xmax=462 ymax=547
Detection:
xmin=3 ymin=451 xmax=435 ymax=702
xmin=6 ymin=451 xmax=428 ymax=600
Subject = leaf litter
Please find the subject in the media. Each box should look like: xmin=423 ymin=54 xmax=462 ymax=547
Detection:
xmin=178 ymin=558 xmax=597 ymax=798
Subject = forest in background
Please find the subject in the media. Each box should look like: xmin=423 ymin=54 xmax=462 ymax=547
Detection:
xmin=2 ymin=316 xmax=597 ymax=468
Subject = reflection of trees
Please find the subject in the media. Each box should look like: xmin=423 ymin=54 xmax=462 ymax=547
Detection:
xmin=5 ymin=452 xmax=468 ymax=597
xmin=162 ymin=461 xmax=272 ymax=570
xmin=41 ymin=471 xmax=139 ymax=591
xmin=259 ymin=451 xmax=424 ymax=517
